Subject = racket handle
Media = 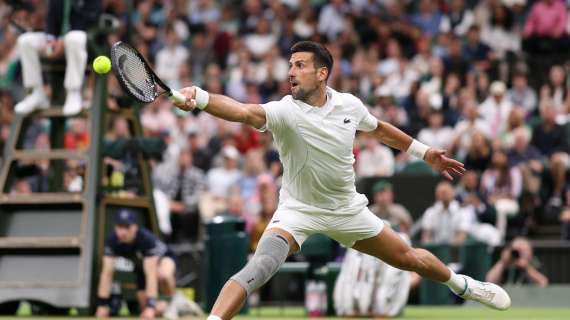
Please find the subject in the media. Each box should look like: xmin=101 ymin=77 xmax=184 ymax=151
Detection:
xmin=169 ymin=90 xmax=187 ymax=104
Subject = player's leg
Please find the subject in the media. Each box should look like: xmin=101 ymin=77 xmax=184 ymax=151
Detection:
xmin=15 ymin=32 xmax=49 ymax=114
xmin=158 ymin=257 xmax=176 ymax=297
xmin=208 ymin=227 xmax=299 ymax=320
xmin=352 ymin=226 xmax=511 ymax=310
xmin=62 ymin=30 xmax=87 ymax=115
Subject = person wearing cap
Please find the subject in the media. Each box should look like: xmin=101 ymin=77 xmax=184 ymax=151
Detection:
xmin=369 ymin=181 xmax=413 ymax=234
xmin=479 ymin=81 xmax=513 ymax=140
xmin=206 ymin=145 xmax=242 ymax=200
xmin=95 ymin=209 xmax=178 ymax=319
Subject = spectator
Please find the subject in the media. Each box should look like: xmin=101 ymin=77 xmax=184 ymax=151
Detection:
xmin=14 ymin=0 xmax=101 ymax=115
xmin=531 ymin=103 xmax=567 ymax=157
xmin=559 ymin=189 xmax=570 ymax=240
xmin=155 ymin=25 xmax=189 ymax=90
xmin=410 ymin=0 xmax=443 ymax=36
xmin=479 ymin=81 xmax=513 ymax=140
xmin=421 ymin=181 xmax=473 ymax=245
xmin=439 ymin=0 xmax=474 ymax=37
xmin=456 ymin=170 xmax=495 ymax=225
xmin=244 ymin=18 xmax=278 ymax=59
xmin=463 ymin=25 xmax=492 ymax=71
xmin=480 ymin=4 xmax=520 ymax=60
xmin=452 ymin=101 xmax=491 ymax=160
xmin=523 ymin=0 xmax=567 ymax=54
xmin=318 ymin=0 xmax=347 ymax=41
xmin=206 ymin=145 xmax=242 ymax=199
xmin=539 ymin=65 xmax=570 ymax=117
xmin=417 ymin=110 xmax=454 ymax=150
xmin=486 ymin=237 xmax=549 ymax=287
xmin=250 ymin=188 xmax=278 ymax=251
xmin=368 ymin=181 xmax=412 ymax=234
xmin=499 ymin=107 xmax=531 ymax=150
xmin=506 ymin=72 xmax=538 ymax=117
xmin=356 ymin=132 xmax=395 ymax=178
xmin=153 ymin=149 xmax=206 ymax=242
xmin=481 ymin=149 xmax=523 ymax=239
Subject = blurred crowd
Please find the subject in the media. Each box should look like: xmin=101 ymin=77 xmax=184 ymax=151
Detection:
xmin=1 ymin=0 xmax=570 ymax=254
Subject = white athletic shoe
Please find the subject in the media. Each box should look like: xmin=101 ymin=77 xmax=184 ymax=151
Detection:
xmin=163 ymin=302 xmax=179 ymax=320
xmin=14 ymin=89 xmax=49 ymax=114
xmin=63 ymin=90 xmax=83 ymax=116
xmin=457 ymin=275 xmax=511 ymax=310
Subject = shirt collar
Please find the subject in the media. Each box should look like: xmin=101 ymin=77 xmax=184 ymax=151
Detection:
xmin=293 ymin=87 xmax=342 ymax=113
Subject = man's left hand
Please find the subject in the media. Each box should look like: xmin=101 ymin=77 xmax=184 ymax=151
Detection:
xmin=424 ymin=148 xmax=466 ymax=180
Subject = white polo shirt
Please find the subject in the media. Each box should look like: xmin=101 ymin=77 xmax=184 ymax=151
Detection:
xmin=260 ymin=87 xmax=378 ymax=213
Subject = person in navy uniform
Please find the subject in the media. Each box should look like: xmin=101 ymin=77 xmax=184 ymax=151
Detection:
xmin=95 ymin=209 xmax=177 ymax=319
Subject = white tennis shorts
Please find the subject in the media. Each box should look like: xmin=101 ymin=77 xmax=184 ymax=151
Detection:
xmin=266 ymin=199 xmax=384 ymax=248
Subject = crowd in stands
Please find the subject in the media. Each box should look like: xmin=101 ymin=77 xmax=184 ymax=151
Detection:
xmin=1 ymin=0 xmax=569 ymax=260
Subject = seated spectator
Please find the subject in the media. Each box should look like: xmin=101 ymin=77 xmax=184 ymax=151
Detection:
xmin=421 ymin=181 xmax=474 ymax=246
xmin=539 ymin=65 xmax=570 ymax=117
xmin=500 ymin=109 xmax=532 ymax=152
xmin=410 ymin=0 xmax=443 ymax=36
xmin=463 ymin=25 xmax=492 ymax=71
xmin=368 ymin=181 xmax=412 ymax=234
xmin=531 ymin=103 xmax=567 ymax=157
xmin=250 ymin=189 xmax=278 ymax=251
xmin=480 ymin=4 xmax=520 ymax=60
xmin=456 ymin=171 xmax=495 ymax=225
xmin=244 ymin=18 xmax=277 ymax=59
xmin=439 ymin=0 xmax=474 ymax=37
xmin=153 ymin=149 xmax=205 ymax=242
xmin=486 ymin=237 xmax=549 ymax=287
xmin=14 ymin=0 xmax=101 ymax=115
xmin=418 ymin=110 xmax=454 ymax=150
xmin=356 ymin=132 xmax=395 ymax=178
xmin=479 ymin=81 xmax=513 ymax=141
xmin=481 ymin=149 xmax=522 ymax=239
xmin=204 ymin=145 xmax=242 ymax=216
xmin=155 ymin=25 xmax=189 ymax=90
xmin=523 ymin=0 xmax=567 ymax=55
xmin=464 ymin=131 xmax=493 ymax=172
xmin=451 ymin=101 xmax=491 ymax=160
xmin=506 ymin=72 xmax=537 ymax=117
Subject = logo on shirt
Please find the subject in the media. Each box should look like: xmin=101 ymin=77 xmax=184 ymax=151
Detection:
xmin=272 ymin=220 xmax=280 ymax=224
xmin=343 ymin=118 xmax=351 ymax=124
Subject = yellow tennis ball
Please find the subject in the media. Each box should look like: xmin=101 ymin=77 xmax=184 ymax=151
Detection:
xmin=93 ymin=56 xmax=111 ymax=74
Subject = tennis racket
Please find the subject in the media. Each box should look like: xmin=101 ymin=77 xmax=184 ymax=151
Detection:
xmin=110 ymin=41 xmax=186 ymax=104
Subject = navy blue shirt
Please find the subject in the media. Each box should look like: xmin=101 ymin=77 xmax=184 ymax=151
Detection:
xmin=104 ymin=228 xmax=168 ymax=270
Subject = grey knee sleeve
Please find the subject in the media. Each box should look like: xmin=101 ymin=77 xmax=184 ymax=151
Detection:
xmin=230 ymin=232 xmax=290 ymax=295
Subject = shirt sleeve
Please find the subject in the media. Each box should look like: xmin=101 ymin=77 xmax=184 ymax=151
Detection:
xmin=421 ymin=208 xmax=435 ymax=231
xmin=356 ymin=100 xmax=378 ymax=132
xmin=258 ymin=98 xmax=290 ymax=133
xmin=140 ymin=230 xmax=167 ymax=257
xmin=103 ymin=237 xmax=115 ymax=256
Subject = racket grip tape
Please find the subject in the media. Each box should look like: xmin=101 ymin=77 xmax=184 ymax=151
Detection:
xmin=169 ymin=90 xmax=187 ymax=104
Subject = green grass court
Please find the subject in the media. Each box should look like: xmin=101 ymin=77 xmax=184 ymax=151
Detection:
xmin=7 ymin=306 xmax=570 ymax=319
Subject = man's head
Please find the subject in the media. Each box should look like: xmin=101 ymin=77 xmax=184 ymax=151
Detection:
xmin=222 ymin=145 xmax=240 ymax=170
xmin=373 ymin=181 xmax=394 ymax=207
xmin=436 ymin=181 xmax=455 ymax=206
xmin=289 ymin=41 xmax=333 ymax=101
xmin=114 ymin=209 xmax=138 ymax=243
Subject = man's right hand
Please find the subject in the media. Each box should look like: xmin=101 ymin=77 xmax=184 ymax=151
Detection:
xmin=500 ymin=248 xmax=512 ymax=264
xmin=95 ymin=306 xmax=110 ymax=318
xmin=174 ymin=87 xmax=197 ymax=111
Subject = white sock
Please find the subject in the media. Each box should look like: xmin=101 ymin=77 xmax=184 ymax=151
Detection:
xmin=443 ymin=268 xmax=467 ymax=294
xmin=207 ymin=315 xmax=222 ymax=320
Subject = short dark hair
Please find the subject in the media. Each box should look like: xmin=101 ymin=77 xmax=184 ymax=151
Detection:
xmin=290 ymin=41 xmax=333 ymax=80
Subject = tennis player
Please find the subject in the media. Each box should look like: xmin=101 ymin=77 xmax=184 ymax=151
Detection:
xmin=174 ymin=41 xmax=511 ymax=320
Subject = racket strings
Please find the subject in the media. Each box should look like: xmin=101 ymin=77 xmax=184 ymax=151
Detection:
xmin=111 ymin=43 xmax=157 ymax=103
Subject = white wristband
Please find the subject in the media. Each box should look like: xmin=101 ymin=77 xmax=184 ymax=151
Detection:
xmin=407 ymin=139 xmax=430 ymax=159
xmin=194 ymin=86 xmax=209 ymax=110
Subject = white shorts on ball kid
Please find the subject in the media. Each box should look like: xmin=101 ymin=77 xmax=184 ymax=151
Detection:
xmin=265 ymin=199 xmax=385 ymax=248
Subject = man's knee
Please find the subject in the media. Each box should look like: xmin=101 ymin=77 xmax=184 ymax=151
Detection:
xmin=230 ymin=232 xmax=290 ymax=295
xmin=63 ymin=31 xmax=87 ymax=49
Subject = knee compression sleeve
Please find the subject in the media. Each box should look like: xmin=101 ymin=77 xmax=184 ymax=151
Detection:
xmin=230 ymin=232 xmax=290 ymax=295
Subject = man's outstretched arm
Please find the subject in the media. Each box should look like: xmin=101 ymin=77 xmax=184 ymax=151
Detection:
xmin=174 ymin=86 xmax=267 ymax=129
xmin=371 ymin=120 xmax=465 ymax=180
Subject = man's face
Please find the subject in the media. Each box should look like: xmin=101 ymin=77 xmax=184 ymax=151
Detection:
xmin=374 ymin=190 xmax=393 ymax=206
xmin=115 ymin=224 xmax=138 ymax=243
xmin=288 ymin=52 xmax=326 ymax=101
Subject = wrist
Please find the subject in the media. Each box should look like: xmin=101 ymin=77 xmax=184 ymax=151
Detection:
xmin=407 ymin=139 xmax=430 ymax=160
xmin=96 ymin=296 xmax=111 ymax=307
xmin=146 ymin=297 xmax=157 ymax=309
xmin=194 ymin=86 xmax=209 ymax=110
